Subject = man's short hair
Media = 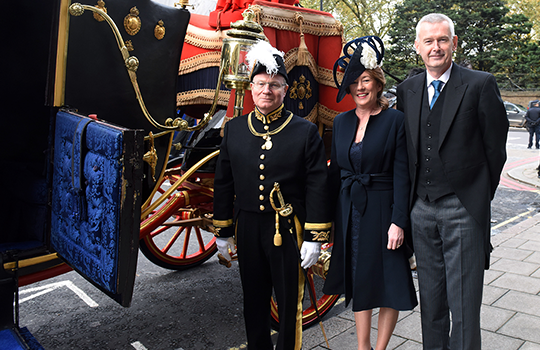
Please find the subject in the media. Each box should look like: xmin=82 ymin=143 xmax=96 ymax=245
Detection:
xmin=416 ymin=13 xmax=455 ymax=41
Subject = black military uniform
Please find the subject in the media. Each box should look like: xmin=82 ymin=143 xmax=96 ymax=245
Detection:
xmin=213 ymin=102 xmax=331 ymax=350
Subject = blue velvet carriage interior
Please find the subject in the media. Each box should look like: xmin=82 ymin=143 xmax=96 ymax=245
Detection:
xmin=51 ymin=111 xmax=143 ymax=306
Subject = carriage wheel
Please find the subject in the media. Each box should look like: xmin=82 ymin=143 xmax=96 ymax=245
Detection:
xmin=139 ymin=171 xmax=217 ymax=270
xmin=270 ymin=244 xmax=340 ymax=329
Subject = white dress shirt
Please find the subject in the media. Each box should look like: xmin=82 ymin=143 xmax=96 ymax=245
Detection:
xmin=426 ymin=64 xmax=453 ymax=106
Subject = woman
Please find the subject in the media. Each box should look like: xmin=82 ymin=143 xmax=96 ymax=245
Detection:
xmin=323 ymin=36 xmax=417 ymax=350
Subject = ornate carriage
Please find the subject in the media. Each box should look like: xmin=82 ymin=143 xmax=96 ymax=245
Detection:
xmin=1 ymin=0 xmax=355 ymax=347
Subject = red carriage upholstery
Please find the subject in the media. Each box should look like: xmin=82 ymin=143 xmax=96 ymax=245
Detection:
xmin=176 ymin=13 xmax=232 ymax=117
xmin=177 ymin=1 xmax=356 ymax=126
xmin=208 ymin=0 xmax=299 ymax=29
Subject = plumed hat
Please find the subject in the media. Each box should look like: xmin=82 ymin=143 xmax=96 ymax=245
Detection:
xmin=246 ymin=40 xmax=289 ymax=85
xmin=333 ymin=36 xmax=385 ymax=103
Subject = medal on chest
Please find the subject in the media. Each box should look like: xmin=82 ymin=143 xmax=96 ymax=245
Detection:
xmin=262 ymin=135 xmax=273 ymax=150
xmin=248 ymin=111 xmax=293 ymax=151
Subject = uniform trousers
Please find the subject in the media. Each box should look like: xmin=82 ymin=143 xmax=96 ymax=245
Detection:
xmin=236 ymin=211 xmax=304 ymax=350
xmin=528 ymin=124 xmax=540 ymax=148
xmin=411 ymin=194 xmax=485 ymax=350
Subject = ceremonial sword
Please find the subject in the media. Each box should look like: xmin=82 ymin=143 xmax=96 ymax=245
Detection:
xmin=269 ymin=182 xmax=331 ymax=349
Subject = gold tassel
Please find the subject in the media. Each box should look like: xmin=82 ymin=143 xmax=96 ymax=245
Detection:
xmin=295 ymin=13 xmax=309 ymax=66
xmin=274 ymin=211 xmax=282 ymax=246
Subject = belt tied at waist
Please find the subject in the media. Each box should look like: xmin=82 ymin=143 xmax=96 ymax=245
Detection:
xmin=341 ymin=171 xmax=393 ymax=215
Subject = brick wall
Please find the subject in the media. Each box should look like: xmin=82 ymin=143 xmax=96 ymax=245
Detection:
xmin=501 ymin=91 xmax=540 ymax=107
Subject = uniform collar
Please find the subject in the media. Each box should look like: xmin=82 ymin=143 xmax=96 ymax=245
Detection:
xmin=254 ymin=104 xmax=284 ymax=124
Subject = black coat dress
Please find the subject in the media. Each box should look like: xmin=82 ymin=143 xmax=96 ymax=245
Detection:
xmin=323 ymin=108 xmax=418 ymax=311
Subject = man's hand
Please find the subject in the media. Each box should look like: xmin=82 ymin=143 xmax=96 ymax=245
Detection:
xmin=216 ymin=237 xmax=236 ymax=261
xmin=300 ymin=241 xmax=321 ymax=269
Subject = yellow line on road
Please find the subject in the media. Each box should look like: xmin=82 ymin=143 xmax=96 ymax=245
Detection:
xmin=491 ymin=209 xmax=534 ymax=231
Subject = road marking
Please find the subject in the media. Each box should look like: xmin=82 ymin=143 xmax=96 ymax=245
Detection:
xmin=20 ymin=281 xmax=98 ymax=307
xmin=499 ymin=177 xmax=536 ymax=191
xmin=492 ymin=209 xmax=534 ymax=231
xmin=131 ymin=341 xmax=148 ymax=350
xmin=503 ymin=156 xmax=540 ymax=170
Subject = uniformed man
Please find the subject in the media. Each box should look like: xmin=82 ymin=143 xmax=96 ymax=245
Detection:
xmin=213 ymin=41 xmax=332 ymax=350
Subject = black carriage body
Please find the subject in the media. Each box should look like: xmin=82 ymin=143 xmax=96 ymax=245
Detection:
xmin=1 ymin=0 xmax=190 ymax=348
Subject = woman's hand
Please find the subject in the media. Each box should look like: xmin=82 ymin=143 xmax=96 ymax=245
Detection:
xmin=387 ymin=223 xmax=404 ymax=250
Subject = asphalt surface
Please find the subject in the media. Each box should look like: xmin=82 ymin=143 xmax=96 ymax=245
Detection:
xmin=17 ymin=128 xmax=540 ymax=350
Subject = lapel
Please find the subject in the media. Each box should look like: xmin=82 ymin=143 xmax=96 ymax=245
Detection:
xmin=438 ymin=64 xmax=468 ymax=148
xmin=405 ymin=73 xmax=425 ymax=154
xmin=338 ymin=110 xmax=357 ymax=171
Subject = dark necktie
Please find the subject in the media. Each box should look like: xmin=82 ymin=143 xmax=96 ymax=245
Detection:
xmin=430 ymin=80 xmax=443 ymax=109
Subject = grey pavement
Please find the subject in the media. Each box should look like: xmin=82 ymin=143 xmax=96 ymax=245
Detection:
xmin=304 ymin=154 xmax=540 ymax=349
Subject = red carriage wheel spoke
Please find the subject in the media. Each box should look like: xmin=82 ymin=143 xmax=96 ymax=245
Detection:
xmin=180 ymin=227 xmax=192 ymax=258
xmin=162 ymin=227 xmax=185 ymax=255
xmin=149 ymin=225 xmax=173 ymax=238
xmin=194 ymin=227 xmax=207 ymax=252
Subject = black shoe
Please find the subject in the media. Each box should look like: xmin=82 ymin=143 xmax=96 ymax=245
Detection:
xmin=528 ymin=146 xmax=532 ymax=149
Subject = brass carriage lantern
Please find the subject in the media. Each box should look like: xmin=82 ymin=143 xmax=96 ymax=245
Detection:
xmin=220 ymin=7 xmax=267 ymax=118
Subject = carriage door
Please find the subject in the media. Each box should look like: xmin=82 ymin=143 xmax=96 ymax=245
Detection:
xmin=50 ymin=110 xmax=144 ymax=307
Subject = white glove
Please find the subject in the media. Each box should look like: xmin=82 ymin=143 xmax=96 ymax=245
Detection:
xmin=300 ymin=241 xmax=321 ymax=269
xmin=216 ymin=237 xmax=236 ymax=261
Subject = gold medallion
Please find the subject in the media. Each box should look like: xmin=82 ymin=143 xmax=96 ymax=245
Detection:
xmin=124 ymin=7 xmax=141 ymax=36
xmin=263 ymin=135 xmax=273 ymax=150
xmin=93 ymin=0 xmax=107 ymax=22
xmin=248 ymin=111 xmax=293 ymax=152
xmin=154 ymin=20 xmax=165 ymax=40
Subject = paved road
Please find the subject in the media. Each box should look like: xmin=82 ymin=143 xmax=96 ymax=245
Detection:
xmin=17 ymin=128 xmax=540 ymax=350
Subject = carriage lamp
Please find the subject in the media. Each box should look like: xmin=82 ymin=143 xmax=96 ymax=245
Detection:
xmin=219 ymin=7 xmax=267 ymax=118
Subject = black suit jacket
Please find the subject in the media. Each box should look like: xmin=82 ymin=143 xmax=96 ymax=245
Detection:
xmin=397 ymin=64 xmax=508 ymax=265
xmin=525 ymin=107 xmax=540 ymax=127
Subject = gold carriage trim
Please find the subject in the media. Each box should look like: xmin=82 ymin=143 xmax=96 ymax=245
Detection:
xmin=284 ymin=48 xmax=317 ymax=76
xmin=311 ymin=230 xmax=330 ymax=242
xmin=319 ymin=66 xmax=341 ymax=87
xmin=305 ymin=222 xmax=332 ymax=230
xmin=250 ymin=4 xmax=343 ymax=37
xmin=176 ymin=89 xmax=231 ymax=108
xmin=185 ymin=24 xmax=228 ymax=50
xmin=213 ymin=218 xmax=233 ymax=227
xmin=302 ymin=104 xmax=318 ymax=124
xmin=283 ymin=49 xmax=337 ymax=90
xmin=179 ymin=51 xmax=221 ymax=75
xmin=318 ymin=104 xmax=341 ymax=127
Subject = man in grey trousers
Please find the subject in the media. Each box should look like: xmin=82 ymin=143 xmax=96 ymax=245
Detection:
xmin=397 ymin=13 xmax=508 ymax=350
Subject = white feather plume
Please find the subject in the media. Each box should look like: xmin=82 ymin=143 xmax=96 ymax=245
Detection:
xmin=246 ymin=40 xmax=284 ymax=77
